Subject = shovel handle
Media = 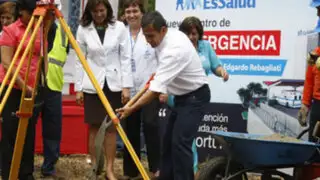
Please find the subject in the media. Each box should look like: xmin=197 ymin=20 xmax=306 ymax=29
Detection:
xmin=123 ymin=73 xmax=154 ymax=108
xmin=104 ymin=74 xmax=155 ymax=128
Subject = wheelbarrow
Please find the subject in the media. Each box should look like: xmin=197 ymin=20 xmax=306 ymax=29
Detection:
xmin=197 ymin=128 xmax=320 ymax=180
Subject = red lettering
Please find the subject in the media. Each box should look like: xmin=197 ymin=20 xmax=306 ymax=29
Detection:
xmin=203 ymin=30 xmax=281 ymax=56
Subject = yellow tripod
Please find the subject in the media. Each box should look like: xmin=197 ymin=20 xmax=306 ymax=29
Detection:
xmin=0 ymin=1 xmax=150 ymax=180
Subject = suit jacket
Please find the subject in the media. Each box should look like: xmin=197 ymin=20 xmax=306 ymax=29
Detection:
xmin=75 ymin=21 xmax=133 ymax=93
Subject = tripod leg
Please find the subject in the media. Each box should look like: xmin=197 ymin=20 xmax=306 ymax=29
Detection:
xmin=57 ymin=17 xmax=150 ymax=180
xmin=8 ymin=16 xmax=45 ymax=180
xmin=9 ymin=37 xmax=36 ymax=180
xmin=93 ymin=83 xmax=151 ymax=177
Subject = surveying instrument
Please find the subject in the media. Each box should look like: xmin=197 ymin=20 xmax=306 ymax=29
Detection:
xmin=0 ymin=0 xmax=150 ymax=179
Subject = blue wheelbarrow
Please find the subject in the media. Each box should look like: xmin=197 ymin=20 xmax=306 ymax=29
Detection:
xmin=197 ymin=130 xmax=320 ymax=180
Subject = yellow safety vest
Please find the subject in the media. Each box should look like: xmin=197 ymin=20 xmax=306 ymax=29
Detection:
xmin=46 ymin=23 xmax=68 ymax=92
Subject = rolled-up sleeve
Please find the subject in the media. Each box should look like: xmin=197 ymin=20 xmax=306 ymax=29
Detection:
xmin=74 ymin=26 xmax=86 ymax=92
xmin=118 ymin=22 xmax=133 ymax=88
xmin=0 ymin=26 xmax=17 ymax=47
xmin=149 ymin=46 xmax=189 ymax=94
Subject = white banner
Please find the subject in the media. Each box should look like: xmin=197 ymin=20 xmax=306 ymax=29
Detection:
xmin=156 ymin=0 xmax=318 ymax=104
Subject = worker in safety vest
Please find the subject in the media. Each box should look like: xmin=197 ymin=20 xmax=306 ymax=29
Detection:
xmin=39 ymin=1 xmax=69 ymax=176
xmin=298 ymin=0 xmax=320 ymax=142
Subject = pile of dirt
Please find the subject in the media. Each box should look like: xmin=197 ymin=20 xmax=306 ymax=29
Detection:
xmin=258 ymin=134 xmax=302 ymax=143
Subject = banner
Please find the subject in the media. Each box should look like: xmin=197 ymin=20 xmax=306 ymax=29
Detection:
xmin=156 ymin=0 xmax=318 ymax=162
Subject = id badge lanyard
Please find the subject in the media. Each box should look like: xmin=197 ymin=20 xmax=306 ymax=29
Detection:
xmin=129 ymin=27 xmax=140 ymax=73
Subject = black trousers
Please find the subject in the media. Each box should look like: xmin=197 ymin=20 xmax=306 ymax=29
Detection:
xmin=123 ymin=99 xmax=161 ymax=177
xmin=159 ymin=84 xmax=210 ymax=180
xmin=309 ymin=99 xmax=320 ymax=142
xmin=1 ymin=86 xmax=42 ymax=180
xmin=40 ymin=86 xmax=62 ymax=173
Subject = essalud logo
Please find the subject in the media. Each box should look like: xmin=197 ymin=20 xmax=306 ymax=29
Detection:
xmin=176 ymin=0 xmax=256 ymax=11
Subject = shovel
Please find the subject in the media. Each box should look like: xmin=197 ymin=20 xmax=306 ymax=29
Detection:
xmin=90 ymin=74 xmax=154 ymax=179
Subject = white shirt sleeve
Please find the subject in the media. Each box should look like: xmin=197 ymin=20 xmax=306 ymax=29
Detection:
xmin=118 ymin=22 xmax=133 ymax=88
xmin=74 ymin=26 xmax=86 ymax=92
xmin=149 ymin=46 xmax=191 ymax=94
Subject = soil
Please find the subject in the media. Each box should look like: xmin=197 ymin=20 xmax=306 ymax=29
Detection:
xmin=258 ymin=134 xmax=302 ymax=143
xmin=0 ymin=153 xmax=266 ymax=180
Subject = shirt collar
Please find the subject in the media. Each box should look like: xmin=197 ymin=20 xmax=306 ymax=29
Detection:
xmin=16 ymin=18 xmax=25 ymax=28
xmin=88 ymin=21 xmax=116 ymax=30
xmin=156 ymin=29 xmax=169 ymax=52
xmin=127 ymin=26 xmax=142 ymax=37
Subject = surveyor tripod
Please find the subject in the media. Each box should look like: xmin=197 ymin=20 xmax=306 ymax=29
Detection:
xmin=0 ymin=1 xmax=150 ymax=179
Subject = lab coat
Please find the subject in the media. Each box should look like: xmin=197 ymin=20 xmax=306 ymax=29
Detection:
xmin=128 ymin=27 xmax=158 ymax=95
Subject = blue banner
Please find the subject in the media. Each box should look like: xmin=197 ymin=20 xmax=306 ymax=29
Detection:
xmin=221 ymin=58 xmax=287 ymax=76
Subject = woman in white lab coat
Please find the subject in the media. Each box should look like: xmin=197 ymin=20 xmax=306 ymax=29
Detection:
xmin=121 ymin=0 xmax=160 ymax=179
xmin=75 ymin=0 xmax=132 ymax=179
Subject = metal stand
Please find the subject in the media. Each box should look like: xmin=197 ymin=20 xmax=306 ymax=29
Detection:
xmin=0 ymin=1 xmax=150 ymax=179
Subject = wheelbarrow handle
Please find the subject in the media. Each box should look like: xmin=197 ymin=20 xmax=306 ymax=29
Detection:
xmin=296 ymin=128 xmax=310 ymax=139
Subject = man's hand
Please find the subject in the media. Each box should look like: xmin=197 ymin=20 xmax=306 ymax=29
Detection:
xmin=76 ymin=92 xmax=84 ymax=106
xmin=117 ymin=90 xmax=159 ymax=119
xmin=298 ymin=104 xmax=309 ymax=127
xmin=116 ymin=106 xmax=135 ymax=119
xmin=159 ymin=93 xmax=168 ymax=104
xmin=121 ymin=88 xmax=130 ymax=104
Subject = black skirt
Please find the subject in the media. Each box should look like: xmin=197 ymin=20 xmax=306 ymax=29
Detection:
xmin=83 ymin=82 xmax=122 ymax=129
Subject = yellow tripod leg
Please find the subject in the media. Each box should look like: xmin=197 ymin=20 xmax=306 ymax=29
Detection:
xmin=57 ymin=16 xmax=150 ymax=180
xmin=7 ymin=16 xmax=45 ymax=180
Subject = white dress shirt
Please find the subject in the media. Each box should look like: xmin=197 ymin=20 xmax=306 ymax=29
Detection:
xmin=75 ymin=21 xmax=133 ymax=93
xmin=149 ymin=29 xmax=208 ymax=96
xmin=127 ymin=27 xmax=158 ymax=96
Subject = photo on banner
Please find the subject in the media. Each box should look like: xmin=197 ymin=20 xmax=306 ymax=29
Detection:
xmin=156 ymin=0 xmax=318 ymax=162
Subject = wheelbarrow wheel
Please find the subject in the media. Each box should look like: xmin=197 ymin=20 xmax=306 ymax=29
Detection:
xmin=197 ymin=156 xmax=244 ymax=180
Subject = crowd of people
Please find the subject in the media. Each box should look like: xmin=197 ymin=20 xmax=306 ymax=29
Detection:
xmin=0 ymin=0 xmax=232 ymax=179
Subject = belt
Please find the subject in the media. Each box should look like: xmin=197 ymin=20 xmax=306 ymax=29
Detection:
xmin=175 ymin=84 xmax=209 ymax=101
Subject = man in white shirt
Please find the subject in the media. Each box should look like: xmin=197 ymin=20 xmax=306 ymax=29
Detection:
xmin=117 ymin=11 xmax=210 ymax=180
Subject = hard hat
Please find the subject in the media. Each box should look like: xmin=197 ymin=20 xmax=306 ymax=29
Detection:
xmin=310 ymin=0 xmax=320 ymax=8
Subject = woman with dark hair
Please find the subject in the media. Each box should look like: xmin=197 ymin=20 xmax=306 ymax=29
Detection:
xmin=75 ymin=0 xmax=132 ymax=179
xmin=0 ymin=0 xmax=42 ymax=179
xmin=179 ymin=16 xmax=228 ymax=78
